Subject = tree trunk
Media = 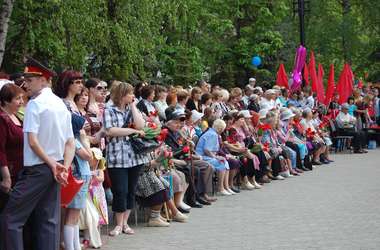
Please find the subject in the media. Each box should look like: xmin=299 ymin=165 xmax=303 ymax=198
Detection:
xmin=341 ymin=0 xmax=350 ymax=63
xmin=0 ymin=0 xmax=15 ymax=67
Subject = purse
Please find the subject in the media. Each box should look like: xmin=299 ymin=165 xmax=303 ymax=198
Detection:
xmin=130 ymin=137 xmax=160 ymax=154
xmin=122 ymin=109 xmax=160 ymax=154
xmin=61 ymin=166 xmax=84 ymax=207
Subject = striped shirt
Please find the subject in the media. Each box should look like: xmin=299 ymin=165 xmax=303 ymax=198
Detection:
xmin=103 ymin=105 xmax=150 ymax=168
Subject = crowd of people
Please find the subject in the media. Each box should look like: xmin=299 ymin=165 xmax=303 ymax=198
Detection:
xmin=0 ymin=57 xmax=379 ymax=250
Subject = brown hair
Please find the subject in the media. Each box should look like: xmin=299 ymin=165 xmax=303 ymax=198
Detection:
xmin=54 ymin=70 xmax=83 ymax=98
xmin=0 ymin=83 xmax=25 ymax=106
xmin=110 ymin=81 xmax=134 ymax=107
xmin=191 ymin=87 xmax=202 ymax=98
xmin=176 ymin=90 xmax=189 ymax=103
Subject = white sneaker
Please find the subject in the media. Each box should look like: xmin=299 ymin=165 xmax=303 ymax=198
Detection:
xmin=180 ymin=202 xmax=191 ymax=210
xmin=227 ymin=188 xmax=236 ymax=195
xmin=241 ymin=181 xmax=255 ymax=190
xmin=275 ymin=175 xmax=285 ymax=180
xmin=280 ymin=171 xmax=291 ymax=178
xmin=218 ymin=189 xmax=232 ymax=196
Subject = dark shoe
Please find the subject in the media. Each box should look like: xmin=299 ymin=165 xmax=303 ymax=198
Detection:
xmin=177 ymin=206 xmax=190 ymax=214
xmin=312 ymin=161 xmax=322 ymax=165
xmin=300 ymin=166 xmax=311 ymax=171
xmin=354 ymin=150 xmax=364 ymax=154
xmin=188 ymin=201 xmax=203 ymax=208
xmin=230 ymin=187 xmax=240 ymax=193
xmin=321 ymin=159 xmax=330 ymax=164
xmin=197 ymin=198 xmax=211 ymax=206
xmin=203 ymin=194 xmax=217 ymax=202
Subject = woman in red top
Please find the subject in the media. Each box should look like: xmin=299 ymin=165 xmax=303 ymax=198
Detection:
xmin=0 ymin=83 xmax=24 ymax=210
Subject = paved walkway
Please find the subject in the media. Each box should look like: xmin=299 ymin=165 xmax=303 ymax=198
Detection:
xmin=102 ymin=149 xmax=380 ymax=250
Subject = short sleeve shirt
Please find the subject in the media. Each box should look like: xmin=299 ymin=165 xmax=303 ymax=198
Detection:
xmin=103 ymin=104 xmax=150 ymax=168
xmin=196 ymin=128 xmax=220 ymax=156
xmin=23 ymin=88 xmax=74 ymax=166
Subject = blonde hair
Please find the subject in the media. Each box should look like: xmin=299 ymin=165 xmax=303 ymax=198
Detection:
xmin=110 ymin=81 xmax=134 ymax=106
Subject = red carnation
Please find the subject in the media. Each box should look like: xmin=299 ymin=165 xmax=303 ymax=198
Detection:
xmin=147 ymin=122 xmax=157 ymax=129
xmin=182 ymin=146 xmax=190 ymax=153
xmin=149 ymin=110 xmax=158 ymax=117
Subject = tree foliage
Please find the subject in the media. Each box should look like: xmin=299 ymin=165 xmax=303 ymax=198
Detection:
xmin=1 ymin=0 xmax=379 ymax=85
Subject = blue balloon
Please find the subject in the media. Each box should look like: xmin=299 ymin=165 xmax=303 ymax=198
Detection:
xmin=251 ymin=56 xmax=262 ymax=67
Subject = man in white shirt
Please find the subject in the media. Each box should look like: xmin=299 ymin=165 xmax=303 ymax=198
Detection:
xmin=336 ymin=103 xmax=366 ymax=153
xmin=1 ymin=57 xmax=75 ymax=250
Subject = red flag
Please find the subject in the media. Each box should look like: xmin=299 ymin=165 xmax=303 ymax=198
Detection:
xmin=309 ymin=51 xmax=318 ymax=93
xmin=336 ymin=64 xmax=354 ymax=104
xmin=276 ymin=64 xmax=289 ymax=89
xmin=316 ymin=64 xmax=325 ymax=103
xmin=303 ymin=64 xmax=309 ymax=86
xmin=324 ymin=64 xmax=335 ymax=106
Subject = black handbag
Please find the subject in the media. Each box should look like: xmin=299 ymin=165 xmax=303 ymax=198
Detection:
xmin=130 ymin=137 xmax=160 ymax=154
xmin=122 ymin=109 xmax=160 ymax=154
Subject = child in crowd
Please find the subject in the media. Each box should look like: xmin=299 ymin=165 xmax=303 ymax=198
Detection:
xmin=63 ymin=114 xmax=92 ymax=250
xmin=80 ymin=147 xmax=108 ymax=249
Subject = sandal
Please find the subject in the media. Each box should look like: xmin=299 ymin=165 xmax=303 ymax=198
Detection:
xmin=109 ymin=225 xmax=122 ymax=236
xmin=122 ymin=225 xmax=135 ymax=235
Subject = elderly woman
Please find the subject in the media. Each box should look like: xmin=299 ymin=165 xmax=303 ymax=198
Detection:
xmin=275 ymin=110 xmax=299 ymax=177
xmin=260 ymin=111 xmax=286 ymax=180
xmin=300 ymin=108 xmax=327 ymax=165
xmin=135 ymin=155 xmax=189 ymax=227
xmin=196 ymin=119 xmax=232 ymax=196
xmin=225 ymin=112 xmax=263 ymax=189
xmin=0 ymin=84 xmax=24 ymax=208
xmin=103 ymin=82 xmax=149 ymax=236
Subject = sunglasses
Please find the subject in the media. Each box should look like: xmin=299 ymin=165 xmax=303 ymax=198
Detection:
xmin=96 ymin=86 xmax=106 ymax=91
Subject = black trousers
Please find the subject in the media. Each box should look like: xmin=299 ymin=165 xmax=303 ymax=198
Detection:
xmin=240 ymin=158 xmax=255 ymax=178
xmin=1 ymin=164 xmax=60 ymax=250
xmin=271 ymin=156 xmax=282 ymax=177
xmin=108 ymin=165 xmax=143 ymax=213
xmin=337 ymin=128 xmax=366 ymax=150
xmin=253 ymin=150 xmax=269 ymax=179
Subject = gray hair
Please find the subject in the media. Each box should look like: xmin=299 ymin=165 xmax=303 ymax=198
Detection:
xmin=212 ymin=119 xmax=226 ymax=132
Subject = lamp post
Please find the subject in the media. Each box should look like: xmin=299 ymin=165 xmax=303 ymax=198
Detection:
xmin=293 ymin=0 xmax=309 ymax=46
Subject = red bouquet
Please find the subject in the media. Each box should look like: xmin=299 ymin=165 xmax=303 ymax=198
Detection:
xmin=257 ymin=123 xmax=271 ymax=136
xmin=306 ymin=128 xmax=316 ymax=140
xmin=262 ymin=142 xmax=270 ymax=152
